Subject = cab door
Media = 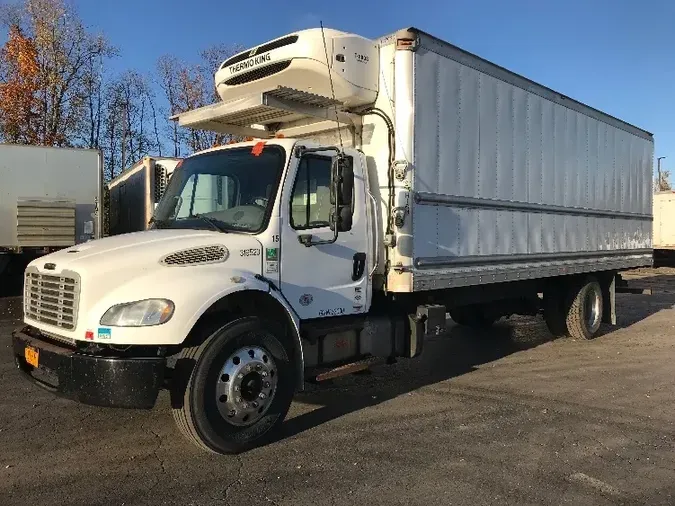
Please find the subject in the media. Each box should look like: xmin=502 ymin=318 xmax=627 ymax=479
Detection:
xmin=279 ymin=146 xmax=371 ymax=320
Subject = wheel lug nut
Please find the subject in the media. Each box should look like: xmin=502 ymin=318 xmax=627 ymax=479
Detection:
xmin=228 ymin=409 xmax=236 ymax=417
xmin=242 ymin=403 xmax=249 ymax=409
xmin=238 ymin=373 xmax=244 ymax=379
xmin=246 ymin=365 xmax=252 ymax=372
xmin=236 ymin=396 xmax=242 ymax=402
xmin=234 ymin=386 xmax=239 ymax=392
xmin=261 ymin=371 xmax=268 ymax=377
xmin=252 ymin=401 xmax=258 ymax=408
xmin=264 ymin=381 xmax=270 ymax=388
xmin=256 ymin=364 xmax=262 ymax=371
xmin=259 ymin=393 xmax=266 ymax=399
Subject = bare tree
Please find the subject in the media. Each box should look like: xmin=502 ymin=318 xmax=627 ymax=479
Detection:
xmin=0 ymin=0 xmax=116 ymax=146
xmin=157 ymin=55 xmax=184 ymax=157
xmin=156 ymin=44 xmax=241 ymax=155
xmin=81 ymin=53 xmax=106 ymax=148
xmin=655 ymin=170 xmax=671 ymax=192
xmin=101 ymin=71 xmax=161 ymax=178
xmin=2 ymin=0 xmax=245 ymax=175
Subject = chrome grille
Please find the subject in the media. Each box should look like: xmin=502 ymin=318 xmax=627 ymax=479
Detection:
xmin=161 ymin=245 xmax=228 ymax=266
xmin=24 ymin=269 xmax=80 ymax=330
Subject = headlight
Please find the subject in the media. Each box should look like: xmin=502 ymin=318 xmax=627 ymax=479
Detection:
xmin=100 ymin=299 xmax=175 ymax=327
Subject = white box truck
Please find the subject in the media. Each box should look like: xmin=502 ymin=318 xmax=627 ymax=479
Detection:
xmin=12 ymin=27 xmax=653 ymax=454
xmin=108 ymin=156 xmax=182 ymax=235
xmin=0 ymin=144 xmax=103 ymax=282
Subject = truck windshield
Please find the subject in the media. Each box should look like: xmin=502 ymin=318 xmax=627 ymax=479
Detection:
xmin=153 ymin=145 xmax=286 ymax=233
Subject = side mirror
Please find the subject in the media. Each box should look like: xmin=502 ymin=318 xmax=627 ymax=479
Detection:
xmin=330 ymin=155 xmax=354 ymax=232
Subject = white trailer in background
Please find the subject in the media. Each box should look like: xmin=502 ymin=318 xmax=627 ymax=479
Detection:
xmin=13 ymin=27 xmax=653 ymax=455
xmin=652 ymin=191 xmax=675 ymax=265
xmin=0 ymin=144 xmax=102 ymax=279
xmin=107 ymin=156 xmax=182 ymax=236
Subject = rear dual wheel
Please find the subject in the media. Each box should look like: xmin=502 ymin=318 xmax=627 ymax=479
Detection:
xmin=172 ymin=317 xmax=295 ymax=454
xmin=544 ymin=277 xmax=603 ymax=340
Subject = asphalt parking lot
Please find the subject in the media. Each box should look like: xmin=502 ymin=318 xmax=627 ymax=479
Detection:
xmin=2 ymin=269 xmax=675 ymax=506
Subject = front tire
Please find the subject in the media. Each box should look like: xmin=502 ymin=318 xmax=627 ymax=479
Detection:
xmin=172 ymin=317 xmax=294 ymax=454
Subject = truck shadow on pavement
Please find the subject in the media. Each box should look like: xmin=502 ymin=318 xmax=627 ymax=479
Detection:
xmin=276 ymin=289 xmax=675 ymax=446
xmin=277 ymin=319 xmax=560 ymax=443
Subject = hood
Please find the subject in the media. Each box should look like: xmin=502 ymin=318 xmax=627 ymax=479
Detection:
xmin=31 ymin=229 xmax=263 ymax=277
xmin=23 ymin=229 xmax=267 ymax=341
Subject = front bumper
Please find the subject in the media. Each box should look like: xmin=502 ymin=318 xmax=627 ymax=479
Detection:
xmin=12 ymin=326 xmax=165 ymax=409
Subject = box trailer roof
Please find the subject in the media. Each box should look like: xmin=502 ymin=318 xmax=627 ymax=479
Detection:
xmin=386 ymin=27 xmax=652 ymax=140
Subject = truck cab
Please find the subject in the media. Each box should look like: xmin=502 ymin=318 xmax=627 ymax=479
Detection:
xmin=12 ymin=137 xmax=404 ymax=455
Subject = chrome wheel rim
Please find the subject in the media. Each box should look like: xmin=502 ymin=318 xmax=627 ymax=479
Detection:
xmin=215 ymin=346 xmax=278 ymax=427
xmin=585 ymin=287 xmax=601 ymax=332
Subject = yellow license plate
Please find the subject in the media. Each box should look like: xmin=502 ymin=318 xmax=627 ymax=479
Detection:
xmin=25 ymin=346 xmax=39 ymax=368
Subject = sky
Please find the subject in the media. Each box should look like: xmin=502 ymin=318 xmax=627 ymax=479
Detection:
xmin=8 ymin=0 xmax=675 ymax=173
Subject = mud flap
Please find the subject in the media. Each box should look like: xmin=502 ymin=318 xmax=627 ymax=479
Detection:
xmin=406 ymin=314 xmax=424 ymax=358
xmin=601 ymin=274 xmax=616 ymax=325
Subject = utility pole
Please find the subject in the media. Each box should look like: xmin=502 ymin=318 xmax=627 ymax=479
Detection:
xmin=658 ymin=156 xmax=667 ymax=191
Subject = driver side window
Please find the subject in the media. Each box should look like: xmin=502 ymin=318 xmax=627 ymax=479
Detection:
xmin=290 ymin=156 xmax=332 ymax=230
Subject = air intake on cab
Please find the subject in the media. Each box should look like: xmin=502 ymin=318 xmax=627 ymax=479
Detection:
xmin=214 ymin=28 xmax=379 ymax=109
xmin=161 ymin=246 xmax=229 ymax=266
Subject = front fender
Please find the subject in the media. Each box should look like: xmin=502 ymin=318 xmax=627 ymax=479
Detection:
xmin=86 ymin=267 xmax=305 ymax=387
xmin=185 ymin=273 xmax=305 ymax=388
xmin=186 ymin=272 xmax=300 ymax=341
xmin=88 ymin=268 xmax=296 ymax=345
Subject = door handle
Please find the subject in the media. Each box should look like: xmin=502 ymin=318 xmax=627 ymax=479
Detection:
xmin=352 ymin=252 xmax=366 ymax=281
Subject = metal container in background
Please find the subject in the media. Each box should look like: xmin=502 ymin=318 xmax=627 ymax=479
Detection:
xmin=0 ymin=143 xmax=102 ymax=280
xmin=107 ymin=156 xmax=182 ymax=236
xmin=0 ymin=144 xmax=102 ymax=249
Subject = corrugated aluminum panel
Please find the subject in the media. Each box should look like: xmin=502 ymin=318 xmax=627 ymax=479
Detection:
xmin=16 ymin=199 xmax=76 ymax=247
xmin=408 ymin=40 xmax=653 ymax=290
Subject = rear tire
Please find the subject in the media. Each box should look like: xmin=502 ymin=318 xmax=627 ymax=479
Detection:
xmin=565 ymin=278 xmax=603 ymax=340
xmin=544 ymin=288 xmax=568 ymax=337
xmin=172 ymin=317 xmax=294 ymax=454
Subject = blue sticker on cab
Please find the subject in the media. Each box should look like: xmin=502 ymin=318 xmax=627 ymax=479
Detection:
xmin=98 ymin=327 xmax=112 ymax=340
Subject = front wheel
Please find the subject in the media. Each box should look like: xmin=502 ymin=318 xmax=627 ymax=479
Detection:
xmin=172 ymin=317 xmax=294 ymax=454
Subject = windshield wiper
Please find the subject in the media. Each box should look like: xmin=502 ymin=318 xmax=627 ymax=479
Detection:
xmin=193 ymin=214 xmax=229 ymax=233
